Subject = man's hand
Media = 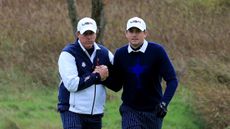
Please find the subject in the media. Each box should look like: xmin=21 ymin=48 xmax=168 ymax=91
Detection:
xmin=156 ymin=102 xmax=167 ymax=118
xmin=93 ymin=65 xmax=109 ymax=81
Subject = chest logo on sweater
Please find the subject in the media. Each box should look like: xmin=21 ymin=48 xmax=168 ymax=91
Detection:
xmin=128 ymin=58 xmax=147 ymax=89
xmin=81 ymin=62 xmax=86 ymax=68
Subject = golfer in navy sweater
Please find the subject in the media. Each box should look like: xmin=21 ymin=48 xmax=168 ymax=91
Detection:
xmin=111 ymin=17 xmax=178 ymax=129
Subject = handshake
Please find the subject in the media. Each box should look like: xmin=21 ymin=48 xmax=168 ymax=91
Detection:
xmin=93 ymin=65 xmax=109 ymax=81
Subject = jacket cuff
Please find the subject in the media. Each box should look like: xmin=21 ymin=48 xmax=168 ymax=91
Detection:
xmin=91 ymin=72 xmax=101 ymax=83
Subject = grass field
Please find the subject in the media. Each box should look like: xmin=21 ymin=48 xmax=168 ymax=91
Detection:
xmin=103 ymin=87 xmax=204 ymax=129
xmin=0 ymin=68 xmax=204 ymax=129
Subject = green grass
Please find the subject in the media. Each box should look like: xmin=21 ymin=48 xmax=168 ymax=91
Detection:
xmin=0 ymin=86 xmax=62 ymax=129
xmin=103 ymin=90 xmax=122 ymax=129
xmin=163 ymin=87 xmax=204 ymax=129
xmin=0 ymin=68 xmax=204 ymax=129
xmin=0 ymin=68 xmax=62 ymax=129
xmin=103 ymin=87 xmax=204 ymax=129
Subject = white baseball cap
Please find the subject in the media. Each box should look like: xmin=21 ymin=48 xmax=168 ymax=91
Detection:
xmin=77 ymin=17 xmax=97 ymax=34
xmin=126 ymin=17 xmax=146 ymax=31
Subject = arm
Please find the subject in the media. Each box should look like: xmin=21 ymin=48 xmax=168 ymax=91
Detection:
xmin=159 ymin=47 xmax=178 ymax=106
xmin=155 ymin=46 xmax=178 ymax=118
xmin=104 ymin=50 xmax=123 ymax=92
xmin=58 ymin=52 xmax=101 ymax=92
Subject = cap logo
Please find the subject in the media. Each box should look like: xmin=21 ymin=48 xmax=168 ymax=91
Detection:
xmin=82 ymin=22 xmax=93 ymax=26
xmin=130 ymin=20 xmax=141 ymax=24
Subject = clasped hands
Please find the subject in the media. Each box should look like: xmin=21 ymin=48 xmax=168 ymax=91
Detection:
xmin=93 ymin=65 xmax=109 ymax=81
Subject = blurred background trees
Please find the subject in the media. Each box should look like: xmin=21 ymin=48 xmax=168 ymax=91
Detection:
xmin=67 ymin=0 xmax=106 ymax=43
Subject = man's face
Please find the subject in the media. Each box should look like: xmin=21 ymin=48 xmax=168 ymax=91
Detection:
xmin=77 ymin=30 xmax=96 ymax=49
xmin=125 ymin=27 xmax=147 ymax=49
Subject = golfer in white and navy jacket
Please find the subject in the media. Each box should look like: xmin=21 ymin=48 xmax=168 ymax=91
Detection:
xmin=57 ymin=17 xmax=113 ymax=129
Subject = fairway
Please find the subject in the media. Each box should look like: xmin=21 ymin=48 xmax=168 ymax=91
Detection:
xmin=0 ymin=75 xmax=203 ymax=129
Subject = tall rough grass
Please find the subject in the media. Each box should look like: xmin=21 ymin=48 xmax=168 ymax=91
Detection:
xmin=0 ymin=0 xmax=229 ymax=128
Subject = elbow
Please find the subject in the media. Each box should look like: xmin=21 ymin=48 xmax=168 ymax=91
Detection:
xmin=167 ymin=77 xmax=179 ymax=88
xmin=172 ymin=78 xmax=179 ymax=88
xmin=63 ymin=78 xmax=79 ymax=92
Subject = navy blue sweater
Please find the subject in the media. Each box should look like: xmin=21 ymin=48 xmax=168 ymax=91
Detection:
xmin=111 ymin=42 xmax=178 ymax=111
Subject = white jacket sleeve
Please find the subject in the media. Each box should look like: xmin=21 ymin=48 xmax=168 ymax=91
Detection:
xmin=58 ymin=51 xmax=80 ymax=92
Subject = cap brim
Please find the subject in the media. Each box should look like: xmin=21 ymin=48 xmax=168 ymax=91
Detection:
xmin=80 ymin=28 xmax=96 ymax=34
xmin=127 ymin=25 xmax=145 ymax=31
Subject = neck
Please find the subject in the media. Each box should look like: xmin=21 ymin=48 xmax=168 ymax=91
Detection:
xmin=86 ymin=45 xmax=94 ymax=56
xmin=131 ymin=43 xmax=143 ymax=51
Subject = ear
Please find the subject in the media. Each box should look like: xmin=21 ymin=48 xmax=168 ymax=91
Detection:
xmin=125 ymin=30 xmax=129 ymax=38
xmin=143 ymin=30 xmax=148 ymax=38
xmin=75 ymin=32 xmax=80 ymax=38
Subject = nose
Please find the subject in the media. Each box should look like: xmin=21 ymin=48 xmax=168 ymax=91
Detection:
xmin=130 ymin=32 xmax=138 ymax=37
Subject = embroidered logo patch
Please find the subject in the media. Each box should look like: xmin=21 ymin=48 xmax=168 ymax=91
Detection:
xmin=81 ymin=62 xmax=86 ymax=68
xmin=84 ymin=75 xmax=90 ymax=82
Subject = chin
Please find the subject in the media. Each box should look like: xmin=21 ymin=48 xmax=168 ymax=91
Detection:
xmin=86 ymin=45 xmax=93 ymax=49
